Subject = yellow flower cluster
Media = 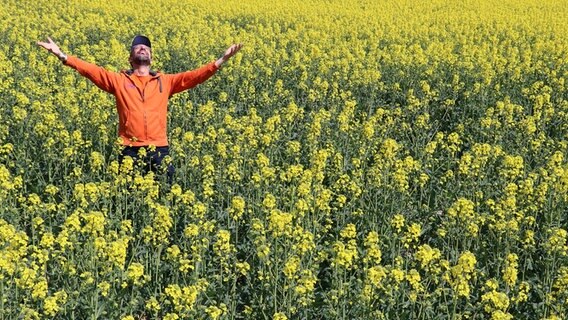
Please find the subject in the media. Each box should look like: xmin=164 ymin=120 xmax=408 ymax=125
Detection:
xmin=448 ymin=251 xmax=477 ymax=298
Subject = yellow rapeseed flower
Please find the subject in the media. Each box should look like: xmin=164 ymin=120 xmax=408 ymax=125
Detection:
xmin=126 ymin=262 xmax=146 ymax=286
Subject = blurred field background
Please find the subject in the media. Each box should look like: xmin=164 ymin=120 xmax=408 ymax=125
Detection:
xmin=1 ymin=0 xmax=568 ymax=319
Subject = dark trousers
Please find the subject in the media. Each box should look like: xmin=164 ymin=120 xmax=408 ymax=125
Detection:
xmin=119 ymin=146 xmax=174 ymax=184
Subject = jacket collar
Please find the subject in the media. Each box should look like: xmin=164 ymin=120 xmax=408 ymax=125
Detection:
xmin=124 ymin=69 xmax=161 ymax=77
xmin=123 ymin=69 xmax=163 ymax=93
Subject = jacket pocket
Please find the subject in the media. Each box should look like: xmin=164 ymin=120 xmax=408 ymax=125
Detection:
xmin=125 ymin=110 xmax=146 ymax=142
xmin=147 ymin=107 xmax=167 ymax=141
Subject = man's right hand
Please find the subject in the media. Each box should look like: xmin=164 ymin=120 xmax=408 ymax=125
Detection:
xmin=37 ymin=37 xmax=67 ymax=61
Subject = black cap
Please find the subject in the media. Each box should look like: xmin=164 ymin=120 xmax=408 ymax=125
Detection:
xmin=131 ymin=35 xmax=151 ymax=48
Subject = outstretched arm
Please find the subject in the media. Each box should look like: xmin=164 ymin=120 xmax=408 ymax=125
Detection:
xmin=215 ymin=43 xmax=243 ymax=68
xmin=169 ymin=43 xmax=244 ymax=94
xmin=37 ymin=36 xmax=117 ymax=93
xmin=37 ymin=37 xmax=67 ymax=62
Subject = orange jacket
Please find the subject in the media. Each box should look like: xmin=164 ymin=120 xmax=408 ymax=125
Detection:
xmin=65 ymin=56 xmax=219 ymax=147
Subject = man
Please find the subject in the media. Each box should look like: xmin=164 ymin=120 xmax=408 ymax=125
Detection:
xmin=37 ymin=35 xmax=242 ymax=183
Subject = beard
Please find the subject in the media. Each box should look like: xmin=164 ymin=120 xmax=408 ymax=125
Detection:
xmin=131 ymin=53 xmax=151 ymax=66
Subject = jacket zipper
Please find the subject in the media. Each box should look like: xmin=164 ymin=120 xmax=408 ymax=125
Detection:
xmin=142 ymin=88 xmax=148 ymax=140
xmin=126 ymin=73 xmax=159 ymax=142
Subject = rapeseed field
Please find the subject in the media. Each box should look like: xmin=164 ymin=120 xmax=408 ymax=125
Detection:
xmin=1 ymin=0 xmax=568 ymax=319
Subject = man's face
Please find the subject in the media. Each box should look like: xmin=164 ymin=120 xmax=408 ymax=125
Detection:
xmin=130 ymin=44 xmax=151 ymax=66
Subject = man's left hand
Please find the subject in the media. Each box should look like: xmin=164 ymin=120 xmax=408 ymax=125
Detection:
xmin=216 ymin=43 xmax=243 ymax=68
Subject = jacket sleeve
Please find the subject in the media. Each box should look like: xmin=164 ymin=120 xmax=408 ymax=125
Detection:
xmin=166 ymin=61 xmax=219 ymax=95
xmin=64 ymin=56 xmax=117 ymax=93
